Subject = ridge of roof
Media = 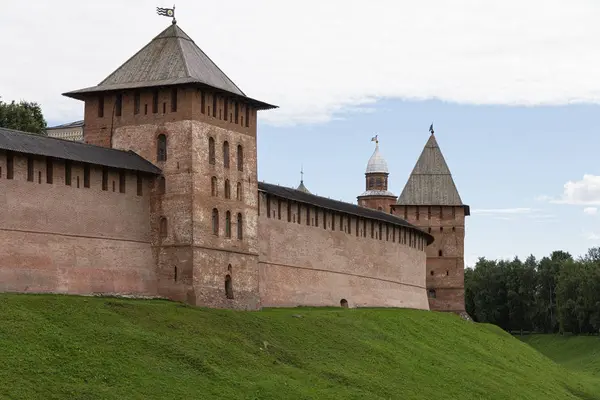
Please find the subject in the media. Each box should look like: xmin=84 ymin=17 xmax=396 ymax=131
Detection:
xmin=47 ymin=120 xmax=84 ymax=130
xmin=0 ymin=127 xmax=161 ymax=174
xmin=259 ymin=181 xmax=434 ymax=245
xmin=396 ymin=133 xmax=467 ymax=210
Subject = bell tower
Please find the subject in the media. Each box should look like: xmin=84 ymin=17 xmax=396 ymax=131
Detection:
xmin=357 ymin=136 xmax=397 ymax=212
xmin=391 ymin=127 xmax=469 ymax=313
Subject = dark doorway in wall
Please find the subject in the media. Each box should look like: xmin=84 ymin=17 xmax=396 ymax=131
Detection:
xmin=340 ymin=299 xmax=348 ymax=308
xmin=225 ymin=274 xmax=234 ymax=299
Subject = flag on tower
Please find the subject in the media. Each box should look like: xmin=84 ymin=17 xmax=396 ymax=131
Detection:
xmin=370 ymin=135 xmax=378 ymax=143
xmin=429 ymin=123 xmax=434 ymax=134
xmin=156 ymin=6 xmax=175 ymax=17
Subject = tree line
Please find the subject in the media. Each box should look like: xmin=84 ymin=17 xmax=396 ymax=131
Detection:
xmin=0 ymin=97 xmax=47 ymax=134
xmin=465 ymin=248 xmax=600 ymax=335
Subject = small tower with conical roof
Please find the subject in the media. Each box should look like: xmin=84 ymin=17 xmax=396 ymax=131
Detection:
xmin=296 ymin=166 xmax=311 ymax=194
xmin=357 ymin=136 xmax=397 ymax=212
xmin=391 ymin=127 xmax=469 ymax=313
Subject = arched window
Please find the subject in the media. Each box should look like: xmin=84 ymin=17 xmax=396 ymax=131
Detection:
xmin=225 ymin=274 xmax=234 ymax=299
xmin=159 ymin=217 xmax=167 ymax=238
xmin=237 ymin=145 xmax=243 ymax=171
xmin=340 ymin=299 xmax=348 ymax=308
xmin=236 ymin=182 xmax=242 ymax=201
xmin=224 ymin=179 xmax=231 ymax=199
xmin=211 ymin=176 xmax=218 ymax=196
xmin=158 ymin=176 xmax=166 ymax=194
xmin=157 ymin=134 xmax=167 ymax=161
xmin=375 ymin=177 xmax=383 ymax=188
xmin=212 ymin=208 xmax=219 ymax=235
xmin=368 ymin=177 xmax=374 ymax=189
xmin=237 ymin=213 xmax=243 ymax=239
xmin=225 ymin=211 xmax=231 ymax=238
xmin=223 ymin=141 xmax=230 ymax=168
xmin=208 ymin=137 xmax=216 ymax=165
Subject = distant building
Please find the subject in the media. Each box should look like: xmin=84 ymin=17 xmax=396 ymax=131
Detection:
xmin=46 ymin=120 xmax=84 ymax=141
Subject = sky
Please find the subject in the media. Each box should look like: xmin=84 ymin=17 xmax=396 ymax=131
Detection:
xmin=2 ymin=0 xmax=600 ymax=266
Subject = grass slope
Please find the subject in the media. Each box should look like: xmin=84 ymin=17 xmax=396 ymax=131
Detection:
xmin=521 ymin=334 xmax=600 ymax=377
xmin=1 ymin=294 xmax=599 ymax=400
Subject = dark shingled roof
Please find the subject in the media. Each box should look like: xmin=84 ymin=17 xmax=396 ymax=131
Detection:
xmin=63 ymin=23 xmax=276 ymax=110
xmin=397 ymin=133 xmax=470 ymax=216
xmin=258 ymin=181 xmax=434 ymax=245
xmin=0 ymin=127 xmax=161 ymax=174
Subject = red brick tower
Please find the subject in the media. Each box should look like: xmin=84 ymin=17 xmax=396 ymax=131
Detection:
xmin=391 ymin=130 xmax=469 ymax=313
xmin=63 ymin=21 xmax=276 ymax=309
xmin=357 ymin=136 xmax=397 ymax=212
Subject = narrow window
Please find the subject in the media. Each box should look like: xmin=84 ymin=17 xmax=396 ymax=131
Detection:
xmin=46 ymin=158 xmax=53 ymax=184
xmin=277 ymin=200 xmax=281 ymax=220
xmin=245 ymin=106 xmax=250 ymax=128
xmin=440 ymin=227 xmax=444 ymax=232
xmin=223 ymin=98 xmax=229 ymax=121
xmin=98 ymin=96 xmax=104 ymax=117
xmin=237 ymin=145 xmax=243 ymax=172
xmin=152 ymin=90 xmax=159 ymax=113
xmin=363 ymin=220 xmax=366 ymax=237
xmin=371 ymin=222 xmax=374 ymax=238
xmin=6 ymin=152 xmax=14 ymax=179
xmin=427 ymin=206 xmax=431 ymax=219
xmin=339 ymin=214 xmax=343 ymax=231
xmin=119 ymin=170 xmax=126 ymax=193
xmin=174 ymin=266 xmax=178 ymax=282
xmin=393 ymin=227 xmax=396 ymax=242
xmin=355 ymin=218 xmax=359 ymax=237
xmin=112 ymin=181 xmax=115 ymax=192
xmin=158 ymin=176 xmax=166 ymax=194
xmin=224 ymin=179 xmax=231 ymax=199
xmin=297 ymin=203 xmax=301 ymax=224
xmin=306 ymin=207 xmax=310 ymax=225
xmin=403 ymin=229 xmax=407 ymax=244
xmin=446 ymin=270 xmax=449 ymax=276
xmin=223 ymin=141 xmax=230 ymax=168
xmin=323 ymin=211 xmax=327 ymax=229
xmin=102 ymin=167 xmax=108 ymax=191
xmin=159 ymin=217 xmax=167 ymax=238
xmin=211 ymin=176 xmax=217 ymax=196
xmin=156 ymin=134 xmax=167 ymax=162
xmin=171 ymin=88 xmax=177 ymax=112
xmin=212 ymin=208 xmax=219 ymax=235
xmin=200 ymin=91 xmax=205 ymax=114
xmin=84 ymin=164 xmax=90 ymax=188
xmin=115 ymin=93 xmax=122 ymax=117
xmin=162 ymin=102 xmax=166 ymax=114
xmin=438 ymin=250 xmax=443 ymax=257
xmin=38 ymin=171 xmax=41 ymax=184
xmin=452 ymin=207 xmax=456 ymax=219
xmin=225 ymin=274 xmax=234 ymax=299
xmin=379 ymin=223 xmax=382 ymax=240
xmin=234 ymin=102 xmax=239 ymax=124
xmin=236 ymin=182 xmax=242 ymax=201
xmin=225 ymin=211 xmax=231 ymax=238
xmin=237 ymin=213 xmax=243 ymax=239
xmin=416 ymin=207 xmax=420 ymax=220
xmin=134 ymin=91 xmax=140 ymax=114
xmin=65 ymin=161 xmax=72 ymax=186
xmin=332 ymin=213 xmax=335 ymax=231
xmin=77 ymin=176 xmax=80 ymax=188
xmin=287 ymin=201 xmax=291 ymax=222
xmin=315 ymin=208 xmax=319 ymax=227
xmin=27 ymin=157 xmax=34 ymax=182
xmin=212 ymin=95 xmax=217 ymax=117
xmin=348 ymin=216 xmax=351 ymax=234
xmin=386 ymin=225 xmax=389 ymax=241
xmin=144 ymin=104 xmax=148 ymax=115
xmin=266 ymin=195 xmax=271 ymax=218
xmin=208 ymin=137 xmax=216 ymax=164
xmin=452 ymin=226 xmax=456 ymax=232
xmin=137 ymin=173 xmax=143 ymax=196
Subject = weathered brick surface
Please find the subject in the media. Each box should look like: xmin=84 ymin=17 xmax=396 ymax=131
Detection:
xmin=258 ymin=193 xmax=430 ymax=309
xmin=391 ymin=205 xmax=466 ymax=312
xmin=357 ymin=196 xmax=397 ymax=213
xmin=0 ymin=151 xmax=157 ymax=295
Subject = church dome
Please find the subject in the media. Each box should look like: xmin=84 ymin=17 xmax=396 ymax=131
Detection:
xmin=366 ymin=143 xmax=388 ymax=174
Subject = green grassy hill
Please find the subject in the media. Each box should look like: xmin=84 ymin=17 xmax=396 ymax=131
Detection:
xmin=1 ymin=294 xmax=599 ymax=400
xmin=521 ymin=334 xmax=600 ymax=377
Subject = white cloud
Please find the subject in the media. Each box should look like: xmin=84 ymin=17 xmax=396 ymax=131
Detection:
xmin=552 ymin=175 xmax=600 ymax=205
xmin=584 ymin=231 xmax=600 ymax=241
xmin=3 ymin=0 xmax=600 ymax=125
xmin=584 ymin=207 xmax=598 ymax=215
xmin=472 ymin=208 xmax=537 ymax=216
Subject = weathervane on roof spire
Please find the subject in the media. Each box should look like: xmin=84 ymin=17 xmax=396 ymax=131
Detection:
xmin=429 ymin=123 xmax=434 ymax=135
xmin=300 ymin=165 xmax=304 ymax=183
xmin=370 ymin=134 xmax=379 ymax=145
xmin=156 ymin=4 xmax=176 ymax=24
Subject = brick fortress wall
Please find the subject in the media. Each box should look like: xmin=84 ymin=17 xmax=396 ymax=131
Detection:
xmin=0 ymin=150 xmax=157 ymax=296
xmin=257 ymin=192 xmax=430 ymax=310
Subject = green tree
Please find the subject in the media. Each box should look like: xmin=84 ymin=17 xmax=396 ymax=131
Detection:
xmin=0 ymin=97 xmax=47 ymax=134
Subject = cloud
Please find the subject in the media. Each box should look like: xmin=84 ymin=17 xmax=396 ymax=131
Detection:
xmin=584 ymin=207 xmax=598 ymax=215
xmin=3 ymin=0 xmax=600 ymax=125
xmin=472 ymin=208 xmax=538 ymax=216
xmin=584 ymin=231 xmax=600 ymax=241
xmin=550 ymin=175 xmax=600 ymax=205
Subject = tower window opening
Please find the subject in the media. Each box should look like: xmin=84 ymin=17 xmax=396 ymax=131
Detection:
xmin=137 ymin=173 xmax=143 ymax=196
xmin=152 ymin=90 xmax=158 ymax=114
xmin=234 ymin=102 xmax=239 ymax=124
xmin=225 ymin=274 xmax=234 ymax=299
xmin=430 ymin=270 xmax=434 ymax=276
xmin=46 ymin=158 xmax=53 ymax=184
xmin=237 ymin=145 xmax=243 ymax=171
xmin=171 ymin=88 xmax=177 ymax=112
xmin=158 ymin=176 xmax=166 ymax=194
xmin=27 ymin=157 xmax=34 ymax=182
xmin=84 ymin=164 xmax=90 ymax=188
xmin=159 ymin=217 xmax=167 ymax=238
xmin=212 ymin=95 xmax=217 ymax=118
xmin=211 ymin=177 xmax=217 ymax=196
xmin=236 ymin=182 xmax=242 ymax=201
xmin=38 ymin=171 xmax=41 ymax=184
xmin=266 ymin=195 xmax=271 ymax=218
xmin=134 ymin=91 xmax=140 ymax=114
xmin=212 ymin=208 xmax=219 ymax=235
xmin=306 ymin=207 xmax=310 ymax=225
xmin=225 ymin=211 xmax=231 ymax=238
xmin=315 ymin=207 xmax=319 ymax=227
xmin=64 ymin=161 xmax=72 ymax=185
xmin=237 ymin=213 xmax=243 ymax=239
xmin=200 ymin=91 xmax=205 ymax=114
xmin=440 ymin=227 xmax=444 ymax=232
xmin=245 ymin=106 xmax=250 ymax=127
xmin=98 ymin=95 xmax=104 ymax=117
xmin=119 ymin=170 xmax=126 ymax=193
xmin=224 ymin=179 xmax=231 ymax=199
xmin=452 ymin=227 xmax=456 ymax=232
xmin=223 ymin=98 xmax=229 ymax=121
xmin=208 ymin=137 xmax=216 ymax=165
xmin=223 ymin=141 xmax=230 ymax=168
xmin=115 ymin=93 xmax=123 ymax=117
xmin=446 ymin=270 xmax=449 ymax=276
xmin=162 ymin=102 xmax=166 ymax=114
xmin=297 ymin=204 xmax=302 ymax=224
xmin=6 ymin=152 xmax=14 ymax=179
xmin=438 ymin=250 xmax=443 ymax=257
xmin=174 ymin=266 xmax=178 ymax=282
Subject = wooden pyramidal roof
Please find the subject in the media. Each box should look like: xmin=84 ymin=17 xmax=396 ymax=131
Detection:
xmin=63 ymin=23 xmax=276 ymax=110
xmin=397 ymin=133 xmax=469 ymax=215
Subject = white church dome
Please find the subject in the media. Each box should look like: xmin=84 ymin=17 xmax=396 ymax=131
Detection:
xmin=366 ymin=143 xmax=389 ymax=174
